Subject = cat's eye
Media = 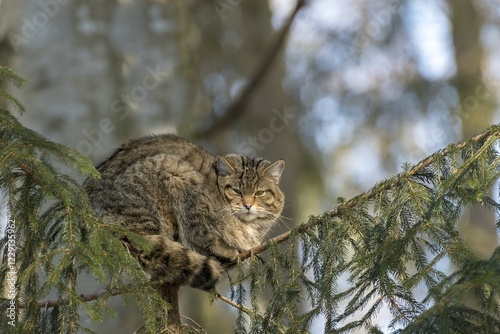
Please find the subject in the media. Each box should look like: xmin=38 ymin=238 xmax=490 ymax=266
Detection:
xmin=254 ymin=190 xmax=266 ymax=197
xmin=230 ymin=187 xmax=242 ymax=195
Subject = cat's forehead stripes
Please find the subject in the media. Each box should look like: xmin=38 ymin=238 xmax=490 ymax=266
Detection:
xmin=239 ymin=157 xmax=263 ymax=186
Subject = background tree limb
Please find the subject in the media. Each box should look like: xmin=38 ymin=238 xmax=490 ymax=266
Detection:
xmin=194 ymin=0 xmax=308 ymax=139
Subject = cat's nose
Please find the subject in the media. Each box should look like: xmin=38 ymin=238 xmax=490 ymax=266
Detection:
xmin=242 ymin=195 xmax=253 ymax=210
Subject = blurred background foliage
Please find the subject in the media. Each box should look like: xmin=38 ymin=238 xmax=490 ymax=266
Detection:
xmin=0 ymin=0 xmax=499 ymax=332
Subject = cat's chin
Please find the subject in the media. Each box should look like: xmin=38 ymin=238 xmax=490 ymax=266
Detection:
xmin=237 ymin=212 xmax=259 ymax=222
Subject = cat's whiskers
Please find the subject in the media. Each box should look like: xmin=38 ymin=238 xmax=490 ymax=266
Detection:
xmin=256 ymin=205 xmax=274 ymax=214
xmin=217 ymin=204 xmax=261 ymax=223
xmin=275 ymin=215 xmax=292 ymax=230
xmin=216 ymin=206 xmax=238 ymax=220
xmin=250 ymin=206 xmax=291 ymax=229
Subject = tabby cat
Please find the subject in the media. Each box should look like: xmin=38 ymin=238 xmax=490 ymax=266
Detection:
xmin=84 ymin=134 xmax=285 ymax=291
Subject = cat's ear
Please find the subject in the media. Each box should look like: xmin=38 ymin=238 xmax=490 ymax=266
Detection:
xmin=216 ymin=155 xmax=236 ymax=176
xmin=264 ymin=160 xmax=285 ymax=183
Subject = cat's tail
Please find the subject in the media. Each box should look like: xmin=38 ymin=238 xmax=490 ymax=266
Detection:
xmin=125 ymin=235 xmax=224 ymax=291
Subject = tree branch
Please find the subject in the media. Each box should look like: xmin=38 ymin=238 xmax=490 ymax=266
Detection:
xmin=194 ymin=0 xmax=308 ymax=139
xmin=16 ymin=285 xmax=135 ymax=309
xmin=215 ymin=292 xmax=252 ymax=315
xmin=158 ymin=283 xmax=181 ymax=325
xmin=214 ymin=125 xmax=500 ymax=314
xmin=133 ymin=283 xmax=181 ymax=334
xmin=230 ymin=125 xmax=500 ymax=265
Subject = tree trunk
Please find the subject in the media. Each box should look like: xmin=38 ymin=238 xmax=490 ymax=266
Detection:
xmin=449 ymin=0 xmax=498 ymax=258
xmin=134 ymin=283 xmax=181 ymax=333
xmin=160 ymin=283 xmax=181 ymax=325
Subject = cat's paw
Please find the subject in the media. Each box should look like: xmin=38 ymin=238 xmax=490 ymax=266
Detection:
xmin=205 ymin=239 xmax=240 ymax=264
xmin=212 ymin=247 xmax=240 ymax=265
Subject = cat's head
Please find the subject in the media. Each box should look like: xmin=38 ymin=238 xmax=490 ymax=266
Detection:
xmin=215 ymin=154 xmax=285 ymax=224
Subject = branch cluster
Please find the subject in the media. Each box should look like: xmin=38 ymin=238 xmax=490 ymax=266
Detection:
xmin=17 ymin=125 xmax=500 ymax=334
xmin=225 ymin=125 xmax=500 ymax=333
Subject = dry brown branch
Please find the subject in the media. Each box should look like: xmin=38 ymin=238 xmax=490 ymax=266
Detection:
xmin=215 ymin=292 xmax=252 ymax=315
xmin=194 ymin=0 xmax=308 ymax=139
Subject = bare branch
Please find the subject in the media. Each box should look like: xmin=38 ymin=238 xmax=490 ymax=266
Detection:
xmin=215 ymin=292 xmax=252 ymax=315
xmin=194 ymin=0 xmax=308 ymax=139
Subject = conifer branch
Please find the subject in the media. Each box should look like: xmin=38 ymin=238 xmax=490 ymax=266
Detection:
xmin=234 ymin=124 xmax=500 ymax=264
xmin=15 ymin=285 xmax=136 ymax=309
xmin=214 ymin=291 xmax=287 ymax=331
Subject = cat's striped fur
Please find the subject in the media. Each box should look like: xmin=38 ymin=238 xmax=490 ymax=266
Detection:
xmin=84 ymin=134 xmax=284 ymax=291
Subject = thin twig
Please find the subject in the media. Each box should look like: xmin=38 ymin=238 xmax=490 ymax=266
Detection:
xmin=16 ymin=285 xmax=134 ymax=309
xmin=215 ymin=292 xmax=252 ymax=315
xmin=194 ymin=0 xmax=308 ymax=139
xmin=132 ymin=318 xmax=207 ymax=334
xmin=180 ymin=315 xmax=208 ymax=333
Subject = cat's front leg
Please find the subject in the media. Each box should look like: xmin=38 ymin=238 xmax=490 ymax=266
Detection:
xmin=205 ymin=235 xmax=240 ymax=265
xmin=177 ymin=203 xmax=239 ymax=264
xmin=181 ymin=223 xmax=239 ymax=265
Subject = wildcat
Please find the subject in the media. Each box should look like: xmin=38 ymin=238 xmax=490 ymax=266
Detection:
xmin=84 ymin=134 xmax=284 ymax=291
